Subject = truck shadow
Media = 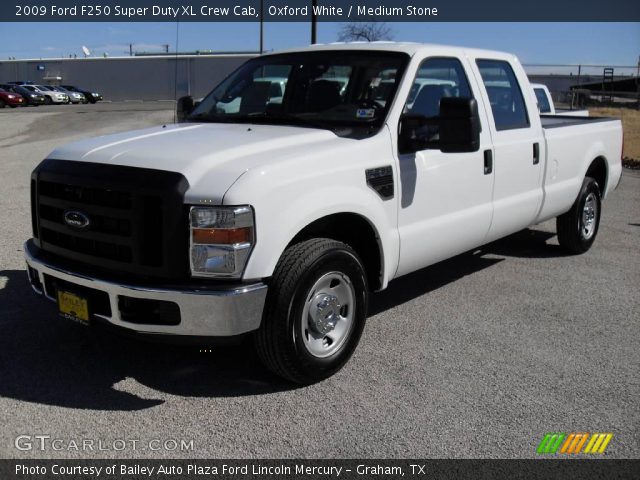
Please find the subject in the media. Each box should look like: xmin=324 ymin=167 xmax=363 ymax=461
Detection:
xmin=369 ymin=228 xmax=560 ymax=316
xmin=0 ymin=270 xmax=291 ymax=411
xmin=0 ymin=228 xmax=561 ymax=410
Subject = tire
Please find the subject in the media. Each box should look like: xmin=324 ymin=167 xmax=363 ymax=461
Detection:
xmin=557 ymin=177 xmax=601 ymax=254
xmin=255 ymin=238 xmax=368 ymax=384
xmin=0 ymin=99 xmax=5 ymax=108
xmin=44 ymin=96 xmax=52 ymax=105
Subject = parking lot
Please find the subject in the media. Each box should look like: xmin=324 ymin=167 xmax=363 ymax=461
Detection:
xmin=0 ymin=102 xmax=638 ymax=459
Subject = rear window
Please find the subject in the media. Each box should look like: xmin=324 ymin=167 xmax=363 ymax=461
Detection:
xmin=476 ymin=59 xmax=530 ymax=131
xmin=534 ymin=88 xmax=552 ymax=113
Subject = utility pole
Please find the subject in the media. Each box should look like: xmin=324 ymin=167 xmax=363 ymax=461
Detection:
xmin=129 ymin=43 xmax=133 ymax=56
xmin=311 ymin=0 xmax=317 ymax=44
xmin=259 ymin=0 xmax=264 ymax=53
xmin=636 ymin=55 xmax=639 ymax=109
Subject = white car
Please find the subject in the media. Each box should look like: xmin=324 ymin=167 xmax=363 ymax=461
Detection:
xmin=26 ymin=43 xmax=623 ymax=384
xmin=531 ymin=83 xmax=589 ymax=116
xmin=24 ymin=85 xmax=68 ymax=104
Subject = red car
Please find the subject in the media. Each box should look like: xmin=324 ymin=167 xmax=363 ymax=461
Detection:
xmin=0 ymin=87 xmax=25 ymax=108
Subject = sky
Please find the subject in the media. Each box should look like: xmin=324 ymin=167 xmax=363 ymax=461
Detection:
xmin=0 ymin=22 xmax=638 ymax=68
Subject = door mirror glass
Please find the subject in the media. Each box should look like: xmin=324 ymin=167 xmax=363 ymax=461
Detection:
xmin=176 ymin=95 xmax=194 ymax=122
xmin=438 ymin=97 xmax=481 ymax=153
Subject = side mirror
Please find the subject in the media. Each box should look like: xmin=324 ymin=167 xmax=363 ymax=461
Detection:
xmin=438 ymin=97 xmax=480 ymax=153
xmin=176 ymin=95 xmax=194 ymax=122
xmin=398 ymin=114 xmax=434 ymax=154
xmin=398 ymin=97 xmax=480 ymax=154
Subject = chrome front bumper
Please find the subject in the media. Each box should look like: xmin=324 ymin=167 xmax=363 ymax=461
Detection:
xmin=24 ymin=241 xmax=267 ymax=337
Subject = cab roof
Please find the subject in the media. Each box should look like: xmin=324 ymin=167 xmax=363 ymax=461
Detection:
xmin=267 ymin=41 xmax=517 ymax=62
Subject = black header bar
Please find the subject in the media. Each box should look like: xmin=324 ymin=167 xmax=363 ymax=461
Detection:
xmin=4 ymin=0 xmax=640 ymax=22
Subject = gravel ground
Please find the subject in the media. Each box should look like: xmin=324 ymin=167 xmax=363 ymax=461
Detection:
xmin=0 ymin=103 xmax=638 ymax=459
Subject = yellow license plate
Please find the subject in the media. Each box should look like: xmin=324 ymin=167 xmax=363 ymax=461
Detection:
xmin=57 ymin=290 xmax=90 ymax=324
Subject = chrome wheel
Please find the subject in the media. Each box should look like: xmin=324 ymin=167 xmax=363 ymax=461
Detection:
xmin=301 ymin=271 xmax=355 ymax=358
xmin=581 ymin=192 xmax=598 ymax=240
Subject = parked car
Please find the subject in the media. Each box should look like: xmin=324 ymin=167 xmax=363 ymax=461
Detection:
xmin=7 ymin=81 xmax=35 ymax=86
xmin=49 ymin=86 xmax=86 ymax=104
xmin=26 ymin=43 xmax=623 ymax=384
xmin=0 ymin=84 xmax=45 ymax=106
xmin=532 ymin=83 xmax=589 ymax=116
xmin=0 ymin=87 xmax=25 ymax=108
xmin=62 ymin=85 xmax=103 ymax=103
xmin=23 ymin=85 xmax=68 ymax=104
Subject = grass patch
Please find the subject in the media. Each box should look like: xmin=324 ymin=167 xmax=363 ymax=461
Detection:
xmin=589 ymin=107 xmax=640 ymax=167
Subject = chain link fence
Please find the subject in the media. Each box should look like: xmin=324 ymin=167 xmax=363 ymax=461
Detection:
xmin=524 ymin=64 xmax=640 ymax=110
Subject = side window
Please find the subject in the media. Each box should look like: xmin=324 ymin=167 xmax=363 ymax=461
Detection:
xmin=476 ymin=59 xmax=530 ymax=131
xmin=534 ymin=88 xmax=551 ymax=114
xmin=404 ymin=57 xmax=473 ymax=118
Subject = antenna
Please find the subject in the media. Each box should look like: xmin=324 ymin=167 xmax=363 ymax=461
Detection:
xmin=173 ymin=21 xmax=179 ymax=123
xmin=81 ymin=45 xmax=91 ymax=57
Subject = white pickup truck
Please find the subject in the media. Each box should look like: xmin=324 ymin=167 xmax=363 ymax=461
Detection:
xmin=25 ymin=43 xmax=623 ymax=384
xmin=531 ymin=83 xmax=589 ymax=117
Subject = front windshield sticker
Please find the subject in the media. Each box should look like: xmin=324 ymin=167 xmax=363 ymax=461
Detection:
xmin=356 ymin=108 xmax=376 ymax=119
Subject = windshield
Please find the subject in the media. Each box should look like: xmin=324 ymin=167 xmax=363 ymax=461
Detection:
xmin=189 ymin=50 xmax=409 ymax=136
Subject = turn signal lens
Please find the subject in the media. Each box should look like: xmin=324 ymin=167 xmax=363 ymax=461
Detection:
xmin=192 ymin=227 xmax=252 ymax=245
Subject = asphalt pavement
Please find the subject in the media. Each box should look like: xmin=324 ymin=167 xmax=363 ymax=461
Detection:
xmin=0 ymin=103 xmax=638 ymax=459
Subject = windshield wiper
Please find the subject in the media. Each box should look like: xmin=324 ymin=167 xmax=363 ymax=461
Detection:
xmin=242 ymin=111 xmax=338 ymax=131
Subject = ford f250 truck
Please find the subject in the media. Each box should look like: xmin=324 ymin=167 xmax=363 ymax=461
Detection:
xmin=25 ymin=43 xmax=623 ymax=384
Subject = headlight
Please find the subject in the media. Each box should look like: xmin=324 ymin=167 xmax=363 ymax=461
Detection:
xmin=92 ymin=92 xmax=99 ymax=96
xmin=189 ymin=206 xmax=254 ymax=278
xmin=7 ymin=94 xmax=15 ymax=99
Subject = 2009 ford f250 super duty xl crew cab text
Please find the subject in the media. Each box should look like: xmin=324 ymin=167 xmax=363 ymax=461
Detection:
xmin=25 ymin=43 xmax=623 ymax=384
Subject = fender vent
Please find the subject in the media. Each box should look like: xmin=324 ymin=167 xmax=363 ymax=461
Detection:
xmin=366 ymin=166 xmax=394 ymax=200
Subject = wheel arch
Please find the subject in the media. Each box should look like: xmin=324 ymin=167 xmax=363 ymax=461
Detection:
xmin=584 ymin=156 xmax=608 ymax=198
xmin=287 ymin=212 xmax=385 ymax=292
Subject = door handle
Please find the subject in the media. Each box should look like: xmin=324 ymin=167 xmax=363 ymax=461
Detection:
xmin=484 ymin=149 xmax=493 ymax=175
xmin=533 ymin=142 xmax=540 ymax=165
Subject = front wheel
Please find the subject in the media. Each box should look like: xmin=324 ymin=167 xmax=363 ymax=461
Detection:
xmin=44 ymin=97 xmax=52 ymax=105
xmin=556 ymin=177 xmax=601 ymax=254
xmin=254 ymin=238 xmax=368 ymax=384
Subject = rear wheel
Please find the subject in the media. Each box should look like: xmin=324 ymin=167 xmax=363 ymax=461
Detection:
xmin=254 ymin=238 xmax=368 ymax=384
xmin=557 ymin=177 xmax=601 ymax=254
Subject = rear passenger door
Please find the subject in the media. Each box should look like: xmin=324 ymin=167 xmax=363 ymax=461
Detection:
xmin=473 ymin=59 xmax=545 ymax=242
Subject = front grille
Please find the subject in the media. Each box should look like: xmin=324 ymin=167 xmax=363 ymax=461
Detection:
xmin=32 ymin=160 xmax=189 ymax=280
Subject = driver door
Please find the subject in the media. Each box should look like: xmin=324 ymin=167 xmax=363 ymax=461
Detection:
xmin=395 ymin=56 xmax=495 ymax=277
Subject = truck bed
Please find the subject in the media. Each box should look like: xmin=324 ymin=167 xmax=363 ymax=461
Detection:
xmin=541 ymin=115 xmax=615 ymax=129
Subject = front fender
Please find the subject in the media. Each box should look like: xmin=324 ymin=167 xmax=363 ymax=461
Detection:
xmin=226 ymin=173 xmax=399 ymax=288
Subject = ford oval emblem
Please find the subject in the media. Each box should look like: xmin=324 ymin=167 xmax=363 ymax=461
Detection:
xmin=63 ymin=210 xmax=90 ymax=230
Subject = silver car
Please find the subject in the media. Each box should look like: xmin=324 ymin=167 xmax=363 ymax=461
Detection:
xmin=50 ymin=85 xmax=86 ymax=104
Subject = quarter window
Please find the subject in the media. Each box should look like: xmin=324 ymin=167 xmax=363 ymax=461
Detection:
xmin=476 ymin=59 xmax=530 ymax=131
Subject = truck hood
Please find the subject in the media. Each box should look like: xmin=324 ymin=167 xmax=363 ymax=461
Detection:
xmin=48 ymin=122 xmax=343 ymax=203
